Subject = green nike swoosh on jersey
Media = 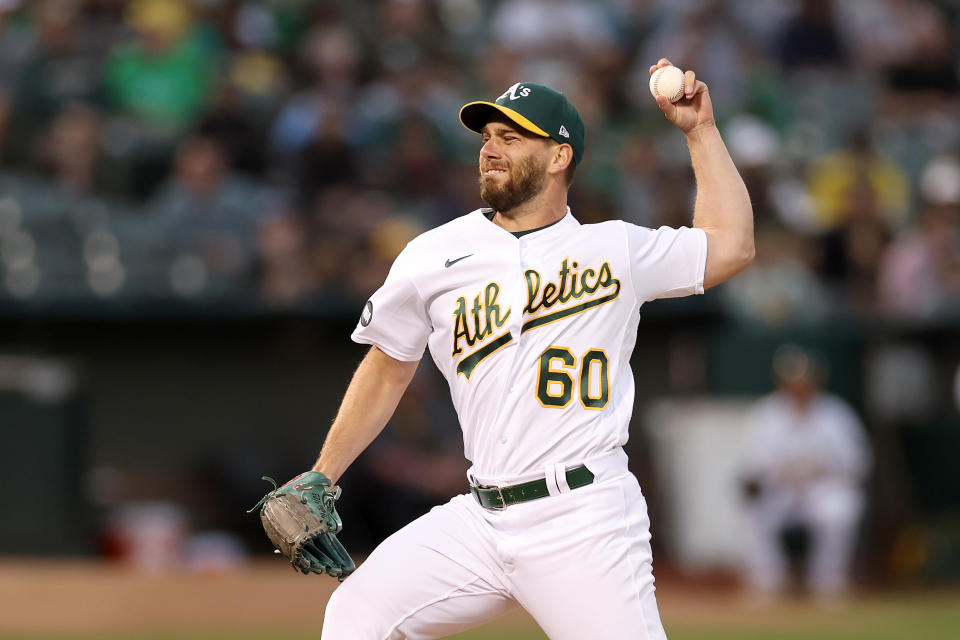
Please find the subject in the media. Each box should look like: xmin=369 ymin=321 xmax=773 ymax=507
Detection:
xmin=444 ymin=254 xmax=473 ymax=268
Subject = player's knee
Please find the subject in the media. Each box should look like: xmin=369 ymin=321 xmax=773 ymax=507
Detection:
xmin=323 ymin=579 xmax=382 ymax=639
xmin=323 ymin=585 xmax=356 ymax=636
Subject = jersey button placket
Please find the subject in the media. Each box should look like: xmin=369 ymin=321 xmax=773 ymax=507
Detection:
xmin=497 ymin=239 xmax=530 ymax=449
xmin=482 ymin=243 xmax=517 ymax=448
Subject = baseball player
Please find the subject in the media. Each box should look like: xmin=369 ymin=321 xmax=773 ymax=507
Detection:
xmin=258 ymin=59 xmax=754 ymax=639
xmin=741 ymin=346 xmax=872 ymax=598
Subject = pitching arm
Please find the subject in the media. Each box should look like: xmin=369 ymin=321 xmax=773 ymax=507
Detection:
xmin=312 ymin=346 xmax=419 ymax=484
xmin=687 ymin=124 xmax=755 ymax=289
xmin=650 ymin=58 xmax=755 ymax=290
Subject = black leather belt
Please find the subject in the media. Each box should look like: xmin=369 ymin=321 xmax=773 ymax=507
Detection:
xmin=470 ymin=465 xmax=595 ymax=510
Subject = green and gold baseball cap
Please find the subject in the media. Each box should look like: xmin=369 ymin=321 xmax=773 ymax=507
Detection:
xmin=459 ymin=82 xmax=585 ymax=164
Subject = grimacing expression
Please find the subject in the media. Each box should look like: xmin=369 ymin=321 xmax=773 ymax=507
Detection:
xmin=478 ymin=122 xmax=549 ymax=213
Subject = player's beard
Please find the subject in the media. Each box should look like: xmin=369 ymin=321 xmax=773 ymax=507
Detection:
xmin=479 ymin=154 xmax=547 ymax=215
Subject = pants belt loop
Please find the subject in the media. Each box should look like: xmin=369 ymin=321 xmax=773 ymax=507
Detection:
xmin=554 ymin=463 xmax=571 ymax=493
xmin=543 ymin=463 xmax=561 ymax=497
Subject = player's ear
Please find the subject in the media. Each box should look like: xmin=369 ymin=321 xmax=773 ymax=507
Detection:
xmin=549 ymin=143 xmax=573 ymax=177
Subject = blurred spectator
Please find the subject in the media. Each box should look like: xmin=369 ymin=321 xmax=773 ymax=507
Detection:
xmin=225 ymin=49 xmax=288 ymax=120
xmin=807 ymin=131 xmax=909 ymax=231
xmin=103 ymin=0 xmax=216 ymax=133
xmin=7 ymin=0 xmax=108 ymax=163
xmin=877 ymin=202 xmax=960 ymax=317
xmin=490 ymin=0 xmax=616 ymax=66
xmin=0 ymin=2 xmax=34 ymax=92
xmin=724 ymin=114 xmax=793 ymax=229
xmin=741 ymin=346 xmax=872 ymax=598
xmin=840 ymin=0 xmax=959 ymax=96
xmin=293 ymin=100 xmax=359 ymax=209
xmin=488 ymin=0 xmax=615 ymax=111
xmin=0 ymin=87 xmax=11 ymax=163
xmin=343 ymin=214 xmax=425 ymax=303
xmin=256 ymin=213 xmax=316 ymax=307
xmin=37 ymin=102 xmax=102 ymax=196
xmin=378 ymin=113 xmax=456 ymax=222
xmin=876 ymin=154 xmax=960 ymax=316
xmin=612 ymin=135 xmax=660 ymax=228
xmin=299 ymin=186 xmax=424 ymax=305
xmin=147 ymin=135 xmax=270 ymax=290
xmin=777 ymin=0 xmax=848 ymax=71
xmin=817 ymin=174 xmax=893 ymax=309
xmin=373 ymin=0 xmax=451 ymax=74
xmin=197 ymin=84 xmax=269 ymax=178
xmin=270 ymin=23 xmax=362 ymax=156
xmin=722 ymin=225 xmax=828 ymax=325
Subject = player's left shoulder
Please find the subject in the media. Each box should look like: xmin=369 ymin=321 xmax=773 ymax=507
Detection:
xmin=572 ymin=219 xmax=634 ymax=246
xmin=577 ymin=219 xmax=631 ymax=234
xmin=582 ymin=219 xmax=691 ymax=243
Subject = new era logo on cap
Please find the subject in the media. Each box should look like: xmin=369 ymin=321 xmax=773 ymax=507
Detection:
xmin=559 ymin=125 xmax=569 ymax=138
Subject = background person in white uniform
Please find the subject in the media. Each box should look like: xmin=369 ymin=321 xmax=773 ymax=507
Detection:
xmin=741 ymin=345 xmax=873 ymax=599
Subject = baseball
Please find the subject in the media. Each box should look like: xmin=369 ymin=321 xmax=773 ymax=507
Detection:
xmin=649 ymin=65 xmax=685 ymax=103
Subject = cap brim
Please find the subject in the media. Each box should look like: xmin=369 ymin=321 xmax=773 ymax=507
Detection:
xmin=458 ymin=102 xmax=550 ymax=138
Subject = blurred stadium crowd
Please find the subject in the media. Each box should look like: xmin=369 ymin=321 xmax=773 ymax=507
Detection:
xmin=0 ymin=0 xmax=958 ymax=319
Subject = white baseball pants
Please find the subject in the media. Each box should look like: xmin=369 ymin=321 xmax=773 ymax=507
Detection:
xmin=322 ymin=448 xmax=667 ymax=640
xmin=745 ymin=480 xmax=864 ymax=595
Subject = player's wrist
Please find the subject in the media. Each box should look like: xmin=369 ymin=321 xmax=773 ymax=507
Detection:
xmin=311 ymin=466 xmax=341 ymax=485
xmin=684 ymin=120 xmax=718 ymax=141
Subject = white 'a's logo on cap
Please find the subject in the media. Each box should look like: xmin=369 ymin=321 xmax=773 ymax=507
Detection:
xmin=559 ymin=125 xmax=570 ymax=138
xmin=499 ymin=83 xmax=532 ymax=101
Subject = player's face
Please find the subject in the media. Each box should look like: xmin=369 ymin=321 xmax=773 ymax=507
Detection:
xmin=478 ymin=120 xmax=549 ymax=214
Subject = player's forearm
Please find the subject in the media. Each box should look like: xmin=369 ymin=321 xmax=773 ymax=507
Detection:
xmin=687 ymin=123 xmax=755 ymax=288
xmin=312 ymin=347 xmax=418 ymax=484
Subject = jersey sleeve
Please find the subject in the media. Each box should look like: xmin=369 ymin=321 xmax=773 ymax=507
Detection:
xmin=624 ymin=223 xmax=707 ymax=301
xmin=351 ymin=244 xmax=431 ymax=362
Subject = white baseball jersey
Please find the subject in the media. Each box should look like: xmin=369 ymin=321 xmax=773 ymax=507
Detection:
xmin=744 ymin=392 xmax=871 ymax=490
xmin=352 ymin=208 xmax=706 ymax=478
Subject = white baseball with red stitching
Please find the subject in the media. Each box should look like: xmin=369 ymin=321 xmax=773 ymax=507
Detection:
xmin=649 ymin=65 xmax=685 ymax=103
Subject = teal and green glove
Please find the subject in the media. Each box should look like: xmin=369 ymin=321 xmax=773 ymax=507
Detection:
xmin=249 ymin=472 xmax=355 ymax=579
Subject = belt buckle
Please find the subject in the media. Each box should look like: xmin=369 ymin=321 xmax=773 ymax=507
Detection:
xmin=476 ymin=483 xmax=506 ymax=510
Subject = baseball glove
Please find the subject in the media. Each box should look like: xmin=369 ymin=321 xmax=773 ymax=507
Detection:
xmin=248 ymin=471 xmax=355 ymax=579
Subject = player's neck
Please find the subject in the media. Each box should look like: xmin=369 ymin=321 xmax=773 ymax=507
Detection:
xmin=492 ymin=191 xmax=567 ymax=233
